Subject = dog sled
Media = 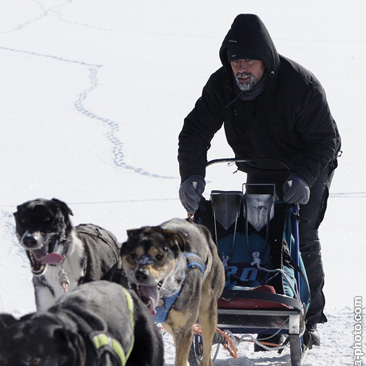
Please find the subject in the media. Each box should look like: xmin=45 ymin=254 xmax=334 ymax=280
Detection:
xmin=189 ymin=158 xmax=311 ymax=366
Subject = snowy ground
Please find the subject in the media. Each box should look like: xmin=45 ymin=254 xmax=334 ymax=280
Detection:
xmin=0 ymin=1 xmax=365 ymax=365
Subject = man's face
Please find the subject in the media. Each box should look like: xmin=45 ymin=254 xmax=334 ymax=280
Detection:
xmin=230 ymin=59 xmax=265 ymax=91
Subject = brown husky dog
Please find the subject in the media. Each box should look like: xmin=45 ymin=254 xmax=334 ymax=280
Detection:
xmin=121 ymin=218 xmax=225 ymax=366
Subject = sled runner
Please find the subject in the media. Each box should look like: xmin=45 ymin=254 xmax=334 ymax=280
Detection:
xmin=189 ymin=158 xmax=311 ymax=366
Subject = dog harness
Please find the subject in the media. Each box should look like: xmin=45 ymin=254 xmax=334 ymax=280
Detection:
xmin=91 ymin=288 xmax=135 ymax=366
xmin=154 ymin=252 xmax=206 ymax=324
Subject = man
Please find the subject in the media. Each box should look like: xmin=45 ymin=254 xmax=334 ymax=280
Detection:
xmin=178 ymin=14 xmax=341 ymax=347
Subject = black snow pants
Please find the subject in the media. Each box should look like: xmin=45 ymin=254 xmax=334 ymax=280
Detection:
xmin=246 ymin=167 xmax=334 ymax=325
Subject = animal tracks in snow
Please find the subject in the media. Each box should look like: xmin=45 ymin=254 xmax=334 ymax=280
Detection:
xmin=0 ymin=0 xmax=174 ymax=179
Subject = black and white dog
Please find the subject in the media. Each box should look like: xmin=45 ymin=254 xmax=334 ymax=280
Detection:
xmin=14 ymin=198 xmax=124 ymax=310
xmin=0 ymin=281 xmax=164 ymax=366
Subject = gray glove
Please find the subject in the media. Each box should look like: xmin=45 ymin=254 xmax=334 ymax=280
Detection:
xmin=179 ymin=175 xmax=205 ymax=214
xmin=282 ymin=175 xmax=310 ymax=205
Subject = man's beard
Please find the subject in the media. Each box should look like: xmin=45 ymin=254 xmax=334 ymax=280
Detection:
xmin=235 ymin=73 xmax=258 ymax=91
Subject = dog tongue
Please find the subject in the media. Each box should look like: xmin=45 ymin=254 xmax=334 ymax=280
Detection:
xmin=140 ymin=285 xmax=159 ymax=316
xmin=32 ymin=250 xmax=64 ymax=264
xmin=32 ymin=247 xmax=48 ymax=261
xmin=40 ymin=253 xmax=64 ymax=264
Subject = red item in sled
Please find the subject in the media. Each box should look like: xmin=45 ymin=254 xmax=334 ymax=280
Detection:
xmin=218 ymin=285 xmax=291 ymax=310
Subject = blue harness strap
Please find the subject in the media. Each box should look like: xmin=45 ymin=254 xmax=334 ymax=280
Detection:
xmin=184 ymin=252 xmax=206 ymax=275
xmin=154 ymin=252 xmax=206 ymax=323
xmin=154 ymin=288 xmax=182 ymax=324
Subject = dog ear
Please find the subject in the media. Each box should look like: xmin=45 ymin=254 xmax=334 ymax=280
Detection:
xmin=161 ymin=229 xmax=185 ymax=252
xmin=54 ymin=328 xmax=86 ymax=366
xmin=121 ymin=229 xmax=143 ymax=255
xmin=126 ymin=228 xmax=143 ymax=238
xmin=13 ymin=202 xmax=27 ymax=219
xmin=0 ymin=314 xmax=18 ymax=338
xmin=0 ymin=313 xmax=18 ymax=327
xmin=51 ymin=198 xmax=74 ymax=216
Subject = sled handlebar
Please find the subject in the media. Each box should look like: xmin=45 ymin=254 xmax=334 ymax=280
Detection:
xmin=206 ymin=158 xmax=290 ymax=171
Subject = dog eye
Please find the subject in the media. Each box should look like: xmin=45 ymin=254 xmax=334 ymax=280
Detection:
xmin=43 ymin=216 xmax=51 ymax=223
xmin=155 ymin=253 xmax=164 ymax=261
xmin=130 ymin=253 xmax=137 ymax=260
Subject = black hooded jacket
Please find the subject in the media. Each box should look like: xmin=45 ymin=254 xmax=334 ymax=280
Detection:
xmin=178 ymin=14 xmax=341 ymax=187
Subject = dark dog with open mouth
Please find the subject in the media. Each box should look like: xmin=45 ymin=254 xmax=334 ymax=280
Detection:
xmin=0 ymin=281 xmax=164 ymax=366
xmin=121 ymin=218 xmax=225 ymax=366
xmin=14 ymin=198 xmax=124 ymax=310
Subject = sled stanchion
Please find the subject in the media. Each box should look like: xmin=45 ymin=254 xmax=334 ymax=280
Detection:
xmin=289 ymin=334 xmax=302 ymax=366
xmin=293 ymin=204 xmax=301 ymax=291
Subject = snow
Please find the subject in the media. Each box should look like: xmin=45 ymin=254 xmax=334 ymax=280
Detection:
xmin=0 ymin=0 xmax=365 ymax=365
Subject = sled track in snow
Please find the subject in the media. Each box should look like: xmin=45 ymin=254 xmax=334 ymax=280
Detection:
xmin=0 ymin=0 xmax=47 ymax=36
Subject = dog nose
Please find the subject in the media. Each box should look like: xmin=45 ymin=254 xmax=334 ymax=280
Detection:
xmin=23 ymin=234 xmax=38 ymax=248
xmin=135 ymin=270 xmax=149 ymax=283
